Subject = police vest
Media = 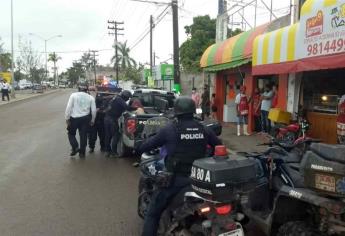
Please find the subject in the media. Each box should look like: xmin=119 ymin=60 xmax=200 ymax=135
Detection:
xmin=166 ymin=120 xmax=207 ymax=175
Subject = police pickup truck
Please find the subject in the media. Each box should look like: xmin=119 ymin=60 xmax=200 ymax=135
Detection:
xmin=117 ymin=89 xmax=176 ymax=157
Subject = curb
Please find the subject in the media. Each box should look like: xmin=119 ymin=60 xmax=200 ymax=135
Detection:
xmin=0 ymin=89 xmax=62 ymax=107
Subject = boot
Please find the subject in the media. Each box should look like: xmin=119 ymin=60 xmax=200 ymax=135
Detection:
xmin=243 ymin=124 xmax=250 ymax=136
xmin=237 ymin=125 xmax=241 ymax=136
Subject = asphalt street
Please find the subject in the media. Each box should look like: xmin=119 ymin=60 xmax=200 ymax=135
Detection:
xmin=0 ymin=89 xmax=264 ymax=236
xmin=0 ymin=90 xmax=142 ymax=236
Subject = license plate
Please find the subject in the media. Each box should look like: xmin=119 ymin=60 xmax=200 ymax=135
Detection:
xmin=315 ymin=174 xmax=336 ymax=192
xmin=218 ymin=229 xmax=244 ymax=236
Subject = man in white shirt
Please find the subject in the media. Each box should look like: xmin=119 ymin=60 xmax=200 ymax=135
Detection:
xmin=65 ymin=86 xmax=96 ymax=158
xmin=260 ymin=84 xmax=273 ymax=133
xmin=1 ymin=80 xmax=10 ymax=101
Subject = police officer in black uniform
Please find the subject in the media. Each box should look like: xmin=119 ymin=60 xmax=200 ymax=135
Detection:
xmin=138 ymin=96 xmax=221 ymax=236
xmin=104 ymin=90 xmax=136 ymax=157
xmin=88 ymin=92 xmax=107 ymax=153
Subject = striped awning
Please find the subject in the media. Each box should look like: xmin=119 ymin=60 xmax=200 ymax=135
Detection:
xmin=252 ymin=23 xmax=299 ymax=73
xmin=253 ymin=0 xmax=345 ymax=75
xmin=200 ymin=23 xmax=269 ymax=72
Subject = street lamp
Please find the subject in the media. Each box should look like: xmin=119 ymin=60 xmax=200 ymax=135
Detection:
xmin=28 ymin=33 xmax=62 ymax=81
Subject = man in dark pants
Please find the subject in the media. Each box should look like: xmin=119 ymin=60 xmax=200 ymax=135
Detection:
xmin=138 ymin=96 xmax=221 ymax=236
xmin=1 ymin=80 xmax=10 ymax=101
xmin=88 ymin=92 xmax=107 ymax=153
xmin=104 ymin=90 xmax=136 ymax=157
xmin=65 ymin=86 xmax=96 ymax=158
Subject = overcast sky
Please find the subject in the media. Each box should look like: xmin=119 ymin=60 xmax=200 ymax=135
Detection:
xmin=0 ymin=0 xmax=291 ymax=73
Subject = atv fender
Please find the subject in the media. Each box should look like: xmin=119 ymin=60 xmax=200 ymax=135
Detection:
xmin=278 ymin=185 xmax=345 ymax=215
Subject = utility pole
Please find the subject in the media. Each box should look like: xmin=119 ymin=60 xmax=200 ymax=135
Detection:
xmin=10 ymin=0 xmax=15 ymax=98
xmin=150 ymin=15 xmax=154 ymax=78
xmin=108 ymin=20 xmax=124 ymax=85
xmin=90 ymin=50 xmax=99 ymax=86
xmin=172 ymin=0 xmax=180 ymax=93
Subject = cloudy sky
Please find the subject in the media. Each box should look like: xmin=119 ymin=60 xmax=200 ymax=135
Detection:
xmin=0 ymin=0 xmax=291 ymax=73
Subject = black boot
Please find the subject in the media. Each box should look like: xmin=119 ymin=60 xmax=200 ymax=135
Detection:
xmin=70 ymin=148 xmax=79 ymax=156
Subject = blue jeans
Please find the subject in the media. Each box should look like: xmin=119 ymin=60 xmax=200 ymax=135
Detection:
xmin=142 ymin=176 xmax=190 ymax=236
xmin=237 ymin=115 xmax=248 ymax=125
xmin=261 ymin=110 xmax=271 ymax=133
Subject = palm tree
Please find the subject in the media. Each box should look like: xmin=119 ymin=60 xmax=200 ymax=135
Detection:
xmin=111 ymin=41 xmax=137 ymax=70
xmin=48 ymin=52 xmax=61 ymax=85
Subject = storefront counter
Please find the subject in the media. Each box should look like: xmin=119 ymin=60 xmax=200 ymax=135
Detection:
xmin=307 ymin=112 xmax=337 ymax=144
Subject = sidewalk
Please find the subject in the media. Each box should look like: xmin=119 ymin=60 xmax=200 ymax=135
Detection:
xmin=220 ymin=122 xmax=270 ymax=154
xmin=0 ymin=89 xmax=60 ymax=107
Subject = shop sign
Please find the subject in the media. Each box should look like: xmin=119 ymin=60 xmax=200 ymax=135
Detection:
xmin=297 ymin=1 xmax=345 ymax=59
xmin=0 ymin=72 xmax=12 ymax=83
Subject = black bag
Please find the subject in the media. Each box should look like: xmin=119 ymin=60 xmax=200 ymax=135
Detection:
xmin=190 ymin=155 xmax=257 ymax=202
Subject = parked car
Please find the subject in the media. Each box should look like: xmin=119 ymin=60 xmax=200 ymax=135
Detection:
xmin=32 ymin=84 xmax=44 ymax=93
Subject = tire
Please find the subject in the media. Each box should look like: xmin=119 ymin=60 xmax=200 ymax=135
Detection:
xmin=282 ymin=132 xmax=297 ymax=145
xmin=137 ymin=191 xmax=152 ymax=219
xmin=117 ymin=136 xmax=131 ymax=157
xmin=276 ymin=221 xmax=317 ymax=236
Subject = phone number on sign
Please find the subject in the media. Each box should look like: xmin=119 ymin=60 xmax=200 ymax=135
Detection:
xmin=307 ymin=39 xmax=345 ymax=56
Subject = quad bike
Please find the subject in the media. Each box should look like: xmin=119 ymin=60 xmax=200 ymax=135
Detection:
xmin=240 ymin=140 xmax=345 ymax=236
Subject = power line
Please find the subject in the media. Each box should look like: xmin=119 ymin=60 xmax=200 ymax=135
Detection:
xmin=130 ymin=5 xmax=170 ymax=50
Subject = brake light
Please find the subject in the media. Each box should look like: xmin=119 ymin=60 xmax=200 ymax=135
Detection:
xmin=126 ymin=119 xmax=136 ymax=134
xmin=215 ymin=145 xmax=227 ymax=156
xmin=215 ymin=204 xmax=232 ymax=215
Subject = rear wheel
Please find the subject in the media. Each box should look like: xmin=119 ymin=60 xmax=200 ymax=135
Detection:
xmin=117 ymin=136 xmax=131 ymax=157
xmin=277 ymin=221 xmax=317 ymax=236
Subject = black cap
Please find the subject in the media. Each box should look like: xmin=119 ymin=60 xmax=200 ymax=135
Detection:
xmin=174 ymin=96 xmax=196 ymax=116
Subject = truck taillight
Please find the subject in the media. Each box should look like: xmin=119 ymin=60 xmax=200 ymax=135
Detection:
xmin=215 ymin=204 xmax=232 ymax=215
xmin=126 ymin=119 xmax=136 ymax=134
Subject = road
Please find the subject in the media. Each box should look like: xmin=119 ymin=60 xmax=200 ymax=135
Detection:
xmin=0 ymin=90 xmax=142 ymax=236
xmin=0 ymin=90 xmax=264 ymax=236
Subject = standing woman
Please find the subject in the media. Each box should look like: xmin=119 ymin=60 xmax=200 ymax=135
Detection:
xmin=235 ymin=86 xmax=251 ymax=136
xmin=337 ymin=94 xmax=345 ymax=144
xmin=211 ymin=93 xmax=218 ymax=120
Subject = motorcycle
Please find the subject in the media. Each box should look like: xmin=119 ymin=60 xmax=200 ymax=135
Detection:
xmin=273 ymin=112 xmax=310 ymax=145
xmin=137 ymin=117 xmax=251 ymax=236
xmin=239 ymin=140 xmax=345 ymax=236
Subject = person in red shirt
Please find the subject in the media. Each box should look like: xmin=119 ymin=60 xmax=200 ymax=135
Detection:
xmin=337 ymin=95 xmax=345 ymax=144
xmin=235 ymin=86 xmax=251 ymax=136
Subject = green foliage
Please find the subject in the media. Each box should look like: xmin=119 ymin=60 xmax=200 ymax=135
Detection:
xmin=120 ymin=63 xmax=144 ymax=85
xmin=48 ymin=52 xmax=61 ymax=64
xmin=180 ymin=15 xmax=216 ymax=72
xmin=0 ymin=38 xmax=12 ymax=72
xmin=111 ymin=41 xmax=136 ymax=70
xmin=227 ymin=28 xmax=243 ymax=38
xmin=66 ymin=62 xmax=85 ymax=86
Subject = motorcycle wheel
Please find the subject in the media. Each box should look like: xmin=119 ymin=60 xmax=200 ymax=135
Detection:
xmin=117 ymin=136 xmax=131 ymax=157
xmin=276 ymin=221 xmax=317 ymax=236
xmin=282 ymin=132 xmax=297 ymax=145
xmin=137 ymin=191 xmax=152 ymax=219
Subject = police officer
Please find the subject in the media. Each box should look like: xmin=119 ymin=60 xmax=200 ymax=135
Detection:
xmin=104 ymin=90 xmax=136 ymax=157
xmin=138 ymin=96 xmax=221 ymax=236
xmin=65 ymin=86 xmax=96 ymax=158
xmin=88 ymin=92 xmax=107 ymax=153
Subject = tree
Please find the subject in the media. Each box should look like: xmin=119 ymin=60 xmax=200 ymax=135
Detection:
xmin=66 ymin=61 xmax=85 ymax=86
xmin=121 ymin=63 xmax=144 ymax=84
xmin=180 ymin=15 xmax=243 ymax=72
xmin=48 ymin=52 xmax=61 ymax=84
xmin=180 ymin=15 xmax=217 ymax=72
xmin=0 ymin=38 xmax=12 ymax=72
xmin=111 ymin=41 xmax=136 ymax=70
xmin=16 ymin=37 xmax=43 ymax=82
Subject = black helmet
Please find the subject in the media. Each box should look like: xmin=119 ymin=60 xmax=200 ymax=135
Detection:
xmin=120 ymin=90 xmax=132 ymax=101
xmin=174 ymin=96 xmax=196 ymax=116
